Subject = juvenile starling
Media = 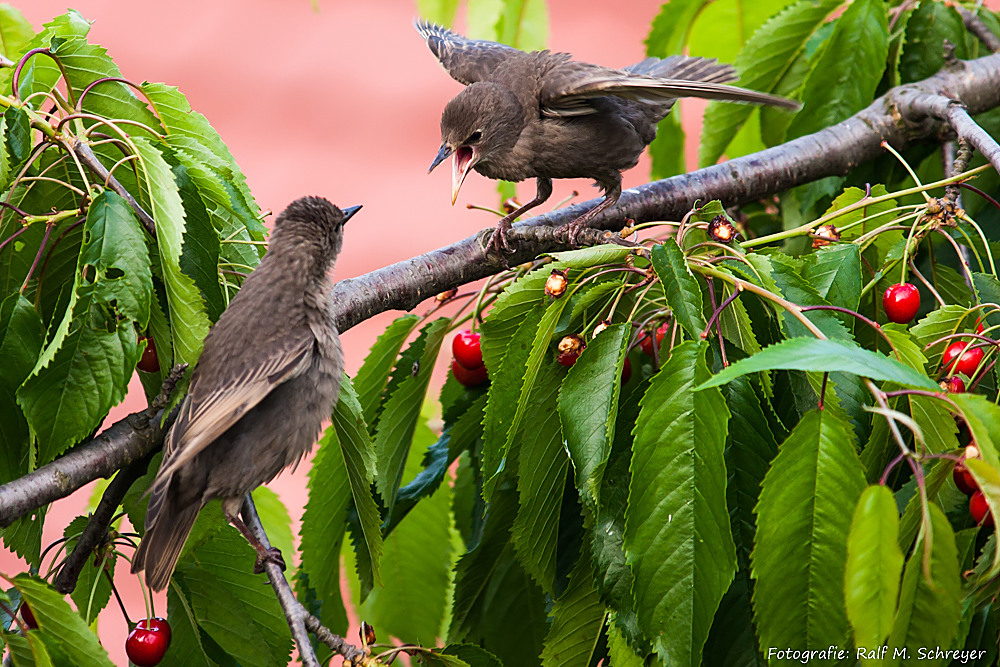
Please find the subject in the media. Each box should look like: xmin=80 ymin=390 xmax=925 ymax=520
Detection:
xmin=417 ymin=20 xmax=799 ymax=253
xmin=131 ymin=196 xmax=360 ymax=591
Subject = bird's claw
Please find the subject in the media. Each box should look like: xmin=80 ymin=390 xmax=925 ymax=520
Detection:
xmin=253 ymin=546 xmax=286 ymax=574
xmin=485 ymin=219 xmax=515 ymax=264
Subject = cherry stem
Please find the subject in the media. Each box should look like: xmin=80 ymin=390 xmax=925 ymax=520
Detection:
xmin=704 ymin=279 xmax=729 ymax=367
xmin=880 ymin=451 xmax=907 ymax=486
xmin=105 ymin=569 xmax=132 ymax=627
xmin=959 ymin=182 xmax=1000 ymax=212
xmin=701 ymin=286 xmax=741 ymax=339
xmin=0 ymin=224 xmax=29 ymax=257
xmin=907 ymin=262 xmax=946 ymax=308
xmin=798 ymin=305 xmax=900 ymax=354
xmin=21 ymin=221 xmax=54 ymax=293
xmin=0 ymin=600 xmax=26 ymax=633
xmin=968 ymin=356 xmax=998 ymax=392
xmin=13 ymin=48 xmax=75 ymax=106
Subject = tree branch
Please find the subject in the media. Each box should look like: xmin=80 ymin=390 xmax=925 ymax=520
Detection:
xmin=240 ymin=496 xmax=369 ymax=667
xmin=73 ymin=141 xmax=157 ymax=235
xmin=960 ymin=6 xmax=1000 ymax=54
xmin=3 ymin=52 xmax=1000 ymax=527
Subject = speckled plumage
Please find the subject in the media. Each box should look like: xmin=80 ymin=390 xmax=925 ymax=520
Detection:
xmin=418 ymin=20 xmax=798 ymax=250
xmin=132 ymin=196 xmax=357 ymax=591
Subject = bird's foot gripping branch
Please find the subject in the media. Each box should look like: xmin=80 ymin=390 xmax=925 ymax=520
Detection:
xmin=6 ymin=2 xmax=1000 ymax=666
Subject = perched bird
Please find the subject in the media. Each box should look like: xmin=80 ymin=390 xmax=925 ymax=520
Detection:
xmin=132 ymin=196 xmax=360 ymax=591
xmin=417 ymin=20 xmax=799 ymax=253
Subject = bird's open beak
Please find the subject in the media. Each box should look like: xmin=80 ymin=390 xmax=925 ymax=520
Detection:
xmin=429 ymin=144 xmax=452 ymax=173
xmin=342 ymin=205 xmax=362 ymax=223
xmin=450 ymin=145 xmax=477 ymax=205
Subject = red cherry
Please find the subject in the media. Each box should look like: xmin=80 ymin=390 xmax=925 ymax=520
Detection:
xmin=126 ymin=618 xmax=171 ymax=666
xmin=638 ymin=323 xmax=668 ymax=356
xmin=557 ymin=351 xmax=580 ymax=367
xmin=940 ymin=376 xmax=965 ymax=393
xmin=975 ymin=317 xmax=985 ymax=335
xmin=19 ymin=603 xmax=37 ymax=629
xmin=882 ymin=283 xmax=920 ymax=324
xmin=941 ymin=342 xmax=985 ymax=376
xmin=452 ymin=330 xmax=483 ymax=370
xmin=953 ymin=462 xmax=978 ymax=496
xmin=137 ymin=335 xmax=160 ymax=373
xmin=451 ymin=359 xmax=487 ymax=387
xmin=621 ymin=357 xmax=632 ymax=384
xmin=970 ymin=491 xmax=994 ymax=527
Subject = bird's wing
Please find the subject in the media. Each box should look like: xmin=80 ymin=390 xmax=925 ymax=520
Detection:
xmin=415 ymin=19 xmax=520 ymax=84
xmin=154 ymin=332 xmax=315 ymax=482
xmin=540 ymin=60 xmax=799 ymax=117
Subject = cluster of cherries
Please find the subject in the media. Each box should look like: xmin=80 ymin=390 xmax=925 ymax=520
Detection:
xmin=954 ymin=445 xmax=993 ymax=528
xmin=18 ymin=603 xmax=171 ymax=665
xmin=452 ymin=330 xmax=488 ymax=387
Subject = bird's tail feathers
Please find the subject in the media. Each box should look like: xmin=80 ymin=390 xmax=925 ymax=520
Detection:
xmin=131 ymin=495 xmax=200 ymax=592
xmin=626 ymin=55 xmax=736 ymax=85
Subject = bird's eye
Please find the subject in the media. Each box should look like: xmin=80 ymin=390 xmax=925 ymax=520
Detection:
xmin=468 ymin=130 xmax=483 ymax=144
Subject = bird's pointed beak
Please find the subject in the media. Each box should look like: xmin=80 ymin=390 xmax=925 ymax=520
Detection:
xmin=342 ymin=205 xmax=362 ymax=223
xmin=429 ymin=143 xmax=452 ymax=174
xmin=451 ymin=145 xmax=477 ymax=205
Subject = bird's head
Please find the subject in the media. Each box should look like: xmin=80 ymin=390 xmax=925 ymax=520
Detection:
xmin=429 ymin=82 xmax=523 ymax=204
xmin=271 ymin=196 xmax=361 ymax=266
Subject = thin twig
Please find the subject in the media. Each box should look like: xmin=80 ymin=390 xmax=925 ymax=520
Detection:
xmin=72 ymin=141 xmax=156 ymax=235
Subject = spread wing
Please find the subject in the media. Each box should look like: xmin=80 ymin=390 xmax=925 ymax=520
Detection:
xmin=153 ymin=331 xmax=314 ymax=483
xmin=415 ymin=20 xmax=520 ymax=85
xmin=540 ymin=58 xmax=799 ymax=118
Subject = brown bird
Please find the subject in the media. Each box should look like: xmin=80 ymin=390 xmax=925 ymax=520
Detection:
xmin=418 ymin=20 xmax=799 ymax=253
xmin=131 ymin=196 xmax=359 ymax=591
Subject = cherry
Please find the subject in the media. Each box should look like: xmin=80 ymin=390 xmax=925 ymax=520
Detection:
xmin=638 ymin=323 xmax=668 ymax=356
xmin=556 ymin=334 xmax=586 ymax=367
xmin=621 ymin=357 xmax=632 ymax=384
xmin=940 ymin=376 xmax=965 ymax=393
xmin=941 ymin=342 xmax=984 ymax=376
xmin=126 ymin=617 xmax=172 ymax=666
xmin=882 ymin=283 xmax=920 ymax=324
xmin=451 ymin=359 xmax=487 ymax=387
xmin=452 ymin=330 xmax=483 ymax=370
xmin=19 ymin=603 xmax=37 ymax=629
xmin=137 ymin=335 xmax=160 ymax=374
xmin=975 ymin=316 xmax=985 ymax=335
xmin=970 ymin=491 xmax=994 ymax=527
xmin=953 ymin=462 xmax=978 ymax=496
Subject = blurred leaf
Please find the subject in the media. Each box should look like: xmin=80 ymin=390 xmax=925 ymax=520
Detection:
xmin=785 ymin=0 xmax=888 ymax=139
xmin=699 ymin=0 xmax=841 ymax=165
xmin=648 ymin=111 xmax=685 ymax=180
xmin=898 ymin=1 xmax=968 ymax=84
xmin=751 ymin=410 xmax=865 ymax=653
xmin=624 ymin=341 xmax=734 ymax=665
xmin=559 ymin=323 xmax=628 ymax=508
xmin=651 ymin=240 xmax=705 ymax=339
xmin=418 ymin=0 xmax=460 ymax=26
xmin=175 ymin=527 xmax=292 ymax=667
xmin=844 ymin=485 xmax=903 ymax=655
xmin=645 ymin=0 xmax=711 ymax=57
xmin=885 ymin=504 xmax=961 ymax=666
xmin=494 ymin=0 xmax=547 ymax=51
xmin=697 ymin=337 xmax=938 ymax=391
xmin=0 ymin=5 xmax=33 ymax=58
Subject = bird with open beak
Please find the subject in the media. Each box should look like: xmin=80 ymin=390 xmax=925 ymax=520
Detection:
xmin=418 ymin=20 xmax=799 ymax=256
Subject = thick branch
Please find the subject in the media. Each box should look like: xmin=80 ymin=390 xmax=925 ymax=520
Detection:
xmin=4 ymin=53 xmax=1000 ymax=524
xmin=240 ymin=496 xmax=369 ymax=667
xmin=960 ymin=6 xmax=1000 ymax=54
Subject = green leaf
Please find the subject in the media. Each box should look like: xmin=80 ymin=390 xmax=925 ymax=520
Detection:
xmin=62 ymin=517 xmax=114 ymax=626
xmin=699 ymin=0 xmax=841 ymax=165
xmin=419 ymin=0 xmax=460 ymax=25
xmin=13 ymin=575 xmax=114 ymax=667
xmin=175 ymin=528 xmax=292 ymax=667
xmin=133 ymin=137 xmax=211 ymax=366
xmin=648 ymin=111 xmax=686 ymax=179
xmin=332 ymin=378 xmax=384 ymax=594
xmin=785 ymin=0 xmax=888 ymax=140
xmin=355 ymin=420 xmax=453 ymax=644
xmin=170 ymin=157 xmax=224 ymax=323
xmin=697 ymin=336 xmax=937 ymax=391
xmin=540 ymin=558 xmax=605 ymax=667
xmin=374 ymin=318 xmax=449 ymax=514
xmin=751 ymin=410 xmax=865 ymax=653
xmin=624 ymin=341 xmax=734 ymax=665
xmin=885 ymin=504 xmax=961 ymax=666
xmin=910 ymin=304 xmax=967 ymax=368
xmin=165 ymin=582 xmax=213 ymax=667
xmin=972 ymin=272 xmax=1000 ymax=331
xmin=645 ymin=0 xmax=710 ymax=56
xmin=804 ymin=243 xmax=862 ymax=317
xmin=513 ymin=359 xmax=570 ymax=595
xmin=0 ymin=5 xmax=33 ymax=58
xmin=18 ymin=192 xmax=149 ymax=462
xmin=559 ymin=323 xmax=629 ymax=507
xmin=354 ymin=314 xmax=420 ymax=429
xmin=651 ymin=240 xmax=705 ymax=339
xmin=898 ymin=1 xmax=968 ymax=84
xmin=844 ymin=485 xmax=903 ymax=655
xmin=0 ymin=294 xmax=42 ymax=485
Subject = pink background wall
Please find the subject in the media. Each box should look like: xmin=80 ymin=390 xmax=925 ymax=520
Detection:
xmin=6 ymin=1 xmax=666 ymax=663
